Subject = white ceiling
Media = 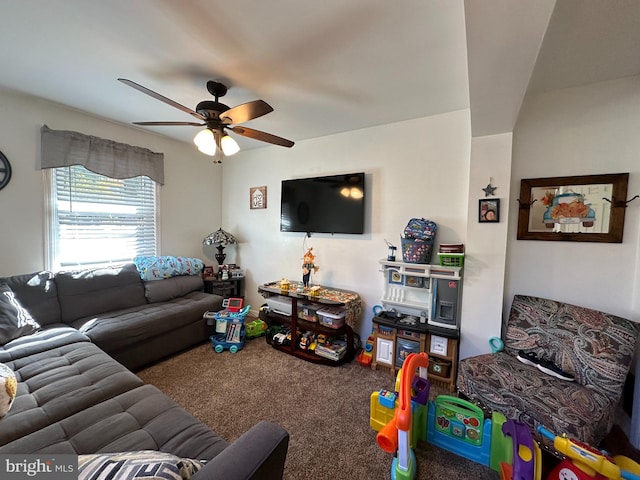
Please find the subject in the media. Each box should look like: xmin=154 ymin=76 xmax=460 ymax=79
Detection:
xmin=0 ymin=0 xmax=638 ymax=149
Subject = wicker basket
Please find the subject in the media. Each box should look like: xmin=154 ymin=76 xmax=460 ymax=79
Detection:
xmin=437 ymin=252 xmax=464 ymax=267
xmin=401 ymin=237 xmax=434 ymax=264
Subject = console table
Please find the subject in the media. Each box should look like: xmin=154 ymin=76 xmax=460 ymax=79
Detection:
xmin=258 ymin=281 xmax=362 ymax=366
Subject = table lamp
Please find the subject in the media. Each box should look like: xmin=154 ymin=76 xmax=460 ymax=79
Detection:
xmin=203 ymin=228 xmax=237 ymax=265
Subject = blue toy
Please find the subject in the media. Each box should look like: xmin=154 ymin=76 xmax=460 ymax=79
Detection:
xmin=210 ymin=304 xmax=250 ymax=353
xmin=426 ymin=395 xmax=492 ymax=467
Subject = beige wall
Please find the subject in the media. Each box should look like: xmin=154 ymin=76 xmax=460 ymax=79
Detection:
xmin=222 ymin=110 xmax=472 ymax=343
xmin=0 ymin=88 xmax=223 ymax=277
xmin=507 ymin=76 xmax=640 ymax=322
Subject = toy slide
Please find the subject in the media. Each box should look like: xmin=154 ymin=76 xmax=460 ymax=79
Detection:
xmin=376 ymin=352 xmax=429 ymax=480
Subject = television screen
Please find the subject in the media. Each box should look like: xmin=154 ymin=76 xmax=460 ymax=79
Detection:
xmin=280 ymin=172 xmax=365 ymax=234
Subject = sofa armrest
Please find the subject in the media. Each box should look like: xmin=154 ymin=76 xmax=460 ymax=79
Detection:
xmin=192 ymin=421 xmax=289 ymax=480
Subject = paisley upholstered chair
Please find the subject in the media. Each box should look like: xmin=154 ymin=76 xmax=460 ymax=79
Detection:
xmin=457 ymin=295 xmax=638 ymax=447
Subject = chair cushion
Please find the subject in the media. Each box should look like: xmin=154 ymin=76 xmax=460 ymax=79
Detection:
xmin=504 ymin=295 xmax=638 ymax=401
xmin=457 ymin=352 xmax=616 ymax=446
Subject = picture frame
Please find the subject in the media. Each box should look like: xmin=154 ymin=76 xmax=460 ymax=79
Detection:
xmin=479 ymin=199 xmax=500 ymax=223
xmin=202 ymin=266 xmax=215 ymax=279
xmin=250 ymin=186 xmax=267 ymax=209
xmin=516 ymin=173 xmax=629 ymax=243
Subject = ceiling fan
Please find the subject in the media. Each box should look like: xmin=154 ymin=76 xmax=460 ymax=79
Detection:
xmin=118 ymin=78 xmax=294 ymax=162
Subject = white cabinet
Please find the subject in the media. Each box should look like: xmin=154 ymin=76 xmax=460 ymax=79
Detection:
xmin=375 ymin=337 xmax=394 ymax=366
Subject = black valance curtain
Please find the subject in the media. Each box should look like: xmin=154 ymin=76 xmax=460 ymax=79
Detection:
xmin=40 ymin=125 xmax=164 ymax=185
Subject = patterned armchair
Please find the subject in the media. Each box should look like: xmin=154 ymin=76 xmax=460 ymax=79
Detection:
xmin=457 ymin=295 xmax=638 ymax=446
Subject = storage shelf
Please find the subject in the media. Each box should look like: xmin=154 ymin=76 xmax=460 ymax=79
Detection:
xmin=258 ymin=282 xmax=360 ymax=367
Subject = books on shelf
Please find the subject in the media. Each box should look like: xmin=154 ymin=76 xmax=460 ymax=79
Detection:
xmin=315 ymin=340 xmax=347 ymax=361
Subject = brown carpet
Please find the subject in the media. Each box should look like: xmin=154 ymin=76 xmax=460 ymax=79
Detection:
xmin=138 ymin=338 xmax=499 ymax=480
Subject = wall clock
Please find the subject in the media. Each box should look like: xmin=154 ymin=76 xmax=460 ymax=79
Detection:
xmin=0 ymin=151 xmax=11 ymax=191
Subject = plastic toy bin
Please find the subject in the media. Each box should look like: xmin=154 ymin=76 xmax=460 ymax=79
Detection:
xmin=297 ymin=302 xmax=319 ymax=322
xmin=401 ymin=237 xmax=434 ymax=264
xmin=317 ymin=306 xmax=347 ymax=329
xmin=437 ymin=252 xmax=465 ymax=267
xmin=429 ymin=357 xmax=452 ymax=377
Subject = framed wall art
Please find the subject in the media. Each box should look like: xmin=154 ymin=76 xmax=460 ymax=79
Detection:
xmin=479 ymin=199 xmax=500 ymax=223
xmin=516 ymin=173 xmax=630 ymax=243
xmin=250 ymin=186 xmax=267 ymax=209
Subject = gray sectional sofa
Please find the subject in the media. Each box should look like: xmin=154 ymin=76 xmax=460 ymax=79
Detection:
xmin=0 ymin=263 xmax=289 ymax=480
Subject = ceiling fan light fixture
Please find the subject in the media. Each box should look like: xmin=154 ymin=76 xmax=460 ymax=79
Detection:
xmin=194 ymin=128 xmax=216 ymax=156
xmin=220 ymin=134 xmax=240 ymax=156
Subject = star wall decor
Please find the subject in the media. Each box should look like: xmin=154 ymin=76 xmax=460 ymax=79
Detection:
xmin=482 ymin=183 xmax=497 ymax=197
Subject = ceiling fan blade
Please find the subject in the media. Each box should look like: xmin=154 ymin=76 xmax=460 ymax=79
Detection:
xmin=118 ymin=78 xmax=206 ymax=121
xmin=133 ymin=121 xmax=205 ymax=126
xmin=220 ymin=100 xmax=273 ymax=125
xmin=229 ymin=126 xmax=295 ymax=148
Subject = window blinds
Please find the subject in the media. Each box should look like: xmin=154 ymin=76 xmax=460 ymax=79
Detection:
xmin=52 ymin=165 xmax=158 ymax=268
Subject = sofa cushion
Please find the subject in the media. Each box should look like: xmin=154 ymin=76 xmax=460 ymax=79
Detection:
xmin=504 ymin=295 xmax=638 ymax=400
xmin=0 ymin=284 xmax=40 ymax=344
xmin=0 ymin=271 xmax=60 ymax=326
xmin=72 ymin=292 xmax=220 ymax=353
xmin=144 ymin=275 xmax=204 ymax=303
xmin=0 ymin=341 xmax=144 ymax=447
xmin=0 ymin=326 xmax=90 ymax=363
xmin=0 ymin=384 xmax=229 ymax=461
xmin=78 ymin=450 xmax=204 ymax=480
xmin=457 ymin=352 xmax=616 ymax=445
xmin=55 ymin=263 xmax=146 ymax=324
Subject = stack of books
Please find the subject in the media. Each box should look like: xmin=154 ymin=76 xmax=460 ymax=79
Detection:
xmin=315 ymin=339 xmax=347 ymax=361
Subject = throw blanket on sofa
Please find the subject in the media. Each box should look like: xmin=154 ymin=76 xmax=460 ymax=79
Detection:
xmin=134 ymin=256 xmax=204 ymax=281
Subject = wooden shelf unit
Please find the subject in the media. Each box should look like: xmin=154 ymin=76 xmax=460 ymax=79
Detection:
xmin=258 ymin=282 xmax=362 ymax=366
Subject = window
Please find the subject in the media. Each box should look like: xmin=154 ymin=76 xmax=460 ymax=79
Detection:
xmin=46 ymin=165 xmax=159 ymax=270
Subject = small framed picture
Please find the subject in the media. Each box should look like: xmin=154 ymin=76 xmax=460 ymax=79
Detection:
xmin=479 ymin=199 xmax=500 ymax=223
xmin=202 ymin=266 xmax=215 ymax=279
xmin=250 ymin=186 xmax=267 ymax=209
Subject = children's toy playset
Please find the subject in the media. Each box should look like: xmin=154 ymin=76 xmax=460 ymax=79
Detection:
xmin=207 ymin=298 xmax=251 ymax=353
xmin=370 ymin=352 xmax=640 ymax=480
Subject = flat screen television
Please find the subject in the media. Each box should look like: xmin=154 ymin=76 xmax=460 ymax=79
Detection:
xmin=280 ymin=172 xmax=365 ymax=234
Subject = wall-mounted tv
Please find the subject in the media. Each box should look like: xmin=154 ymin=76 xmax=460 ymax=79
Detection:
xmin=280 ymin=172 xmax=365 ymax=234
